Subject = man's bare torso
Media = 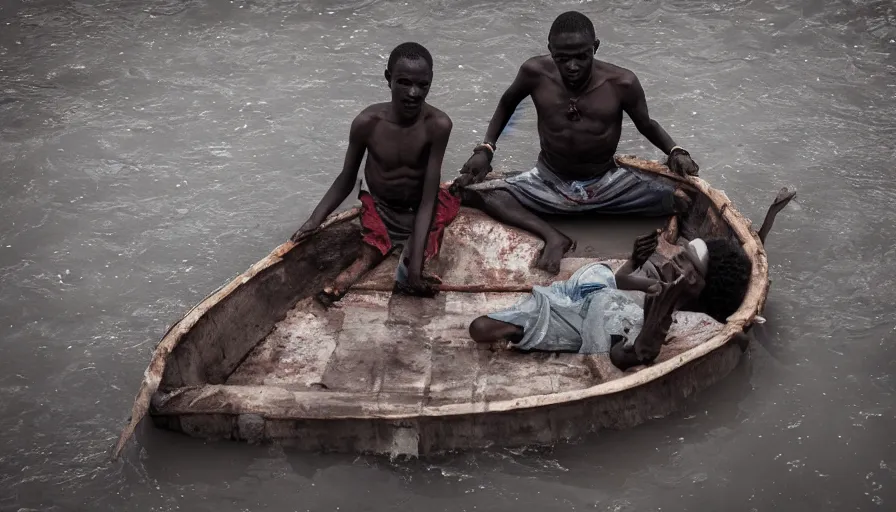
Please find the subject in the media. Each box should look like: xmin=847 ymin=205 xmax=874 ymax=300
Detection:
xmin=358 ymin=102 xmax=449 ymax=209
xmin=526 ymin=57 xmax=635 ymax=180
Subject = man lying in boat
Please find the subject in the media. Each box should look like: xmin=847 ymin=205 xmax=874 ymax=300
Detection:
xmin=454 ymin=11 xmax=699 ymax=274
xmin=468 ymin=188 xmax=796 ymax=370
xmin=289 ymin=42 xmax=459 ymax=305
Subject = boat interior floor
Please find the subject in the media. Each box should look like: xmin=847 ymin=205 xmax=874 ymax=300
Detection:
xmin=227 ymin=210 xmax=725 ymax=402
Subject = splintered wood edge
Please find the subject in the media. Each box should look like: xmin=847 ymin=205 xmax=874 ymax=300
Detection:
xmin=114 ymin=156 xmax=769 ymax=453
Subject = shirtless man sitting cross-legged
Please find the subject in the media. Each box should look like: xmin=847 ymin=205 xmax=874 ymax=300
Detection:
xmin=456 ymin=11 xmax=700 ymax=274
xmin=290 ymin=42 xmax=459 ymax=304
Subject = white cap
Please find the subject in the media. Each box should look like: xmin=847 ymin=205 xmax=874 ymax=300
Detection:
xmin=686 ymin=238 xmax=709 ymax=276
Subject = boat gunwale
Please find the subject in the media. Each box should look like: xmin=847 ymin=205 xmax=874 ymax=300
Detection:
xmin=112 ymin=155 xmax=768 ymax=457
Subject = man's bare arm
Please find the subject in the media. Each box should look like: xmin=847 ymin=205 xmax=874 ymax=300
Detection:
xmin=622 ymin=73 xmax=700 ymax=176
xmin=621 ymin=73 xmax=677 ymax=155
xmin=616 ymin=273 xmax=661 ymax=294
xmin=614 ymin=230 xmax=661 ymax=294
xmin=455 ymin=59 xmax=540 ymax=186
xmin=481 ymin=59 xmax=540 ymax=147
xmin=292 ymin=113 xmax=369 ymax=240
xmin=406 ymin=115 xmax=453 ymax=284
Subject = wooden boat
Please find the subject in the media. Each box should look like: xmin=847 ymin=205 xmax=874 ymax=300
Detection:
xmin=112 ymin=155 xmax=769 ymax=459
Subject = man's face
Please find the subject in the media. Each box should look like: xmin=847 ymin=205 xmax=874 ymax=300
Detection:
xmin=386 ymin=57 xmax=432 ymax=119
xmin=651 ymin=236 xmax=707 ymax=307
xmin=548 ymin=32 xmax=596 ymax=89
xmin=669 ymin=248 xmax=708 ymax=309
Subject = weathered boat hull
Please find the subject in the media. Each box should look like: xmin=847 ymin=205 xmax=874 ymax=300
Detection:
xmin=113 ymin=155 xmax=768 ymax=459
xmin=149 ymin=342 xmax=743 ymax=456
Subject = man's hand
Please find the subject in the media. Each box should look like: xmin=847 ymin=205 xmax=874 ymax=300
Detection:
xmin=631 ymin=229 xmax=660 ymax=268
xmin=290 ymin=219 xmax=320 ymax=243
xmin=667 ymin=149 xmax=699 ymax=177
xmin=457 ymin=151 xmax=492 ymax=186
xmin=395 ymin=272 xmax=441 ymax=298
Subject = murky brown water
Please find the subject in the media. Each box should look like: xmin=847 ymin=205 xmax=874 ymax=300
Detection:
xmin=1 ymin=0 xmax=894 ymax=510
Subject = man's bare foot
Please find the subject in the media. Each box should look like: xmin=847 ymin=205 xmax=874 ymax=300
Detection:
xmin=535 ymin=235 xmax=575 ymax=274
xmin=422 ymin=270 xmax=442 ymax=285
xmin=315 ymin=286 xmax=344 ymax=309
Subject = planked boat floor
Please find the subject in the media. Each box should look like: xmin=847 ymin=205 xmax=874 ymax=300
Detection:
xmin=227 ymin=259 xmax=726 ymax=406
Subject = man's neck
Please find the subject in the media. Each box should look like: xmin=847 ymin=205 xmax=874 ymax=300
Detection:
xmin=386 ymin=104 xmax=425 ymax=126
xmin=564 ymin=67 xmax=596 ymax=96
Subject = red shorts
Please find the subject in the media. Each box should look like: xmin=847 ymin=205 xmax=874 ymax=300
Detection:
xmin=359 ymin=187 xmax=461 ymax=261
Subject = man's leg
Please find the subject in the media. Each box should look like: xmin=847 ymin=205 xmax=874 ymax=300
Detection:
xmin=758 ymin=186 xmax=797 ymax=244
xmin=609 ymin=273 xmax=690 ymax=370
xmin=469 ymin=315 xmax=524 ymax=344
xmin=462 ymin=188 xmax=573 ymax=274
xmin=318 ymin=245 xmax=389 ymax=307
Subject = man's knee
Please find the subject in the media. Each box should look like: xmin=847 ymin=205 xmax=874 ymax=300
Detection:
xmin=468 ymin=316 xmax=494 ymax=343
xmin=610 ymin=339 xmax=661 ymax=370
xmin=459 ymin=187 xmax=482 ymax=208
xmin=469 ymin=316 xmax=523 ymax=343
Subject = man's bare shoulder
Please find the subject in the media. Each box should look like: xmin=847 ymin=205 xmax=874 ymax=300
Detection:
xmin=423 ymin=104 xmax=452 ymax=136
xmin=595 ymin=60 xmax=639 ymax=86
xmin=353 ymin=103 xmax=389 ymax=129
xmin=348 ymin=103 xmax=389 ymax=141
xmin=521 ymin=55 xmax=555 ymax=77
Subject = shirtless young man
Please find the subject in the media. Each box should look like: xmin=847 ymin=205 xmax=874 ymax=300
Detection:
xmin=469 ymin=187 xmax=797 ymax=370
xmin=457 ymin=11 xmax=700 ymax=274
xmin=290 ymin=42 xmax=458 ymax=304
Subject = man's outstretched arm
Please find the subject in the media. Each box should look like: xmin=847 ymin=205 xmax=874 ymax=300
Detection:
xmin=458 ymin=59 xmax=540 ymax=184
xmin=621 ymin=73 xmax=699 ymax=176
xmin=481 ymin=59 xmax=540 ymax=147
xmin=290 ymin=112 xmax=369 ymax=241
xmin=404 ymin=114 xmax=453 ymax=294
xmin=621 ymin=73 xmax=677 ymax=154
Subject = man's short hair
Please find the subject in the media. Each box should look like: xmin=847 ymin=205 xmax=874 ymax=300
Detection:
xmin=548 ymin=11 xmax=596 ymax=41
xmin=697 ymin=238 xmax=753 ymax=323
xmin=387 ymin=42 xmax=433 ymax=72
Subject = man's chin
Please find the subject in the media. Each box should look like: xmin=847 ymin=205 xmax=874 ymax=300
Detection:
xmin=563 ymin=75 xmax=590 ymax=91
xmin=398 ymin=104 xmax=422 ymax=118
